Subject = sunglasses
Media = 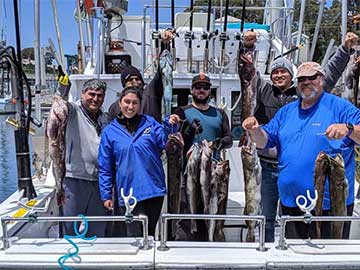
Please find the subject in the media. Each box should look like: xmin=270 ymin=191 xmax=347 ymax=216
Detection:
xmin=193 ymin=84 xmax=211 ymax=90
xmin=297 ymin=74 xmax=319 ymax=83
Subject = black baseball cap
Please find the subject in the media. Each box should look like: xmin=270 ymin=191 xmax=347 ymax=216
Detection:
xmin=192 ymin=73 xmax=212 ymax=87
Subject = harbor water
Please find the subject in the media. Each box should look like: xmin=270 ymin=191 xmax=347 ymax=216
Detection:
xmin=0 ymin=115 xmax=19 ymax=203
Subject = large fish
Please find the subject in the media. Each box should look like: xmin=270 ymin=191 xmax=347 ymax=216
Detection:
xmin=208 ymin=161 xmax=218 ymax=241
xmin=159 ymin=49 xmax=173 ymax=115
xmin=239 ymin=49 xmax=262 ymax=242
xmin=165 ymin=132 xmax=184 ymax=239
xmin=344 ymin=47 xmax=360 ymax=105
xmin=314 ymin=151 xmax=330 ymax=239
xmin=185 ymin=143 xmax=202 ymax=234
xmin=241 ymin=137 xmax=262 ymax=242
xmin=199 ymin=140 xmax=213 ymax=215
xmin=46 ymin=96 xmax=68 ymax=205
xmin=213 ymin=160 xmax=231 ymax=242
xmin=329 ymin=154 xmax=348 ymax=239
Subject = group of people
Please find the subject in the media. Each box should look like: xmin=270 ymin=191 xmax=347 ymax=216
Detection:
xmin=51 ymin=55 xmax=232 ymax=238
xmin=49 ymin=27 xmax=360 ymax=242
xmin=242 ymin=30 xmax=360 ymax=240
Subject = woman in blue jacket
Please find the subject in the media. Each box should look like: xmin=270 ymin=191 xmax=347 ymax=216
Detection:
xmin=98 ymin=86 xmax=179 ymax=237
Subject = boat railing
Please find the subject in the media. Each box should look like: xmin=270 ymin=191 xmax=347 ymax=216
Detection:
xmin=158 ymin=213 xmax=266 ymax=252
xmin=278 ymin=215 xmax=360 ymax=250
xmin=0 ymin=215 xmax=149 ymax=250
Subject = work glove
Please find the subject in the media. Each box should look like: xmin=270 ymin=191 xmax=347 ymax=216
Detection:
xmin=55 ymin=65 xmax=71 ymax=99
xmin=189 ymin=118 xmax=203 ymax=134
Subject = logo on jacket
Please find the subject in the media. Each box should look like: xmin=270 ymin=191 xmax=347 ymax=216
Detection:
xmin=143 ymin=127 xmax=151 ymax=135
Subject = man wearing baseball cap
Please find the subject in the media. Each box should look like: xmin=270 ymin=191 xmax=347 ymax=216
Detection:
xmin=173 ymin=72 xmax=232 ymax=241
xmin=243 ymin=54 xmax=360 ymax=240
xmin=242 ymin=30 xmax=359 ymax=242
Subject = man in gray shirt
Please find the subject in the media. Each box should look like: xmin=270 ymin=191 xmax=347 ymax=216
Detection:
xmin=48 ymin=78 xmax=108 ymax=237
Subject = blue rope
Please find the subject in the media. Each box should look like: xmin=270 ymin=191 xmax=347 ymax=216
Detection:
xmin=58 ymin=214 xmax=97 ymax=270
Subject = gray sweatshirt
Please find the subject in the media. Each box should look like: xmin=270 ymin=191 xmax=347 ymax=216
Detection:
xmin=64 ymin=100 xmax=108 ymax=181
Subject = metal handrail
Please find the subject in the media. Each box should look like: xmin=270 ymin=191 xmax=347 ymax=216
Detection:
xmin=158 ymin=213 xmax=266 ymax=251
xmin=278 ymin=215 xmax=360 ymax=250
xmin=1 ymin=215 xmax=149 ymax=250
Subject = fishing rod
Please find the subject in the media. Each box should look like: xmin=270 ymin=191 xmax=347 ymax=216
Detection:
xmin=219 ymin=0 xmax=229 ymax=68
xmin=12 ymin=0 xmax=37 ymax=199
xmin=171 ymin=0 xmax=176 ymax=71
xmin=202 ymin=0 xmax=212 ymax=73
xmin=185 ymin=0 xmax=194 ymax=72
xmin=151 ymin=0 xmax=160 ymax=69
xmin=273 ymin=44 xmax=303 ymax=61
xmin=236 ymin=0 xmax=246 ymax=73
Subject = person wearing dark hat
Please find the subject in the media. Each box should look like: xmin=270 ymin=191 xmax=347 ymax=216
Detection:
xmin=107 ymin=30 xmax=176 ymax=123
xmin=173 ymin=72 xmax=233 ymax=241
xmin=242 ymin=59 xmax=360 ymax=240
xmin=242 ymin=30 xmax=359 ymax=242
xmin=47 ymin=78 xmax=109 ymax=237
xmin=107 ymin=64 xmax=164 ymax=123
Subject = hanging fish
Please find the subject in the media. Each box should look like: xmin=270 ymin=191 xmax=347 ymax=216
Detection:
xmin=159 ymin=49 xmax=173 ymax=115
xmin=199 ymin=140 xmax=213 ymax=215
xmin=165 ymin=132 xmax=184 ymax=239
xmin=239 ymin=48 xmax=262 ymax=242
xmin=185 ymin=143 xmax=202 ymax=234
xmin=329 ymin=154 xmax=348 ymax=239
xmin=213 ymin=160 xmax=231 ymax=242
xmin=46 ymin=96 xmax=68 ymax=205
xmin=313 ymin=151 xmax=330 ymax=239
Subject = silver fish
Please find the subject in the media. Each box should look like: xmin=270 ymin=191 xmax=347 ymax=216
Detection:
xmin=208 ymin=161 xmax=218 ymax=241
xmin=212 ymin=160 xmax=231 ymax=242
xmin=241 ymin=136 xmax=262 ymax=242
xmin=159 ymin=49 xmax=173 ymax=115
xmin=185 ymin=143 xmax=202 ymax=234
xmin=46 ymin=96 xmax=68 ymax=203
xmin=199 ymin=140 xmax=213 ymax=215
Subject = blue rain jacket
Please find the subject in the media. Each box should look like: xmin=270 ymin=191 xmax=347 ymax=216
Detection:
xmin=98 ymin=115 xmax=177 ymax=206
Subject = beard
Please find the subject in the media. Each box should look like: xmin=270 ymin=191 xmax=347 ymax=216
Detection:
xmin=300 ymin=86 xmax=318 ymax=100
xmin=192 ymin=95 xmax=209 ymax=104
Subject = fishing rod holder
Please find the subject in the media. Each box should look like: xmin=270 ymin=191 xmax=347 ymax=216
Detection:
xmin=234 ymin=32 xmax=244 ymax=41
xmin=201 ymin=30 xmax=218 ymax=41
xmin=158 ymin=213 xmax=266 ymax=252
xmin=219 ymin=32 xmax=229 ymax=42
xmin=151 ymin=31 xmax=161 ymax=40
xmin=0 ymin=215 xmax=149 ymax=250
xmin=277 ymin=215 xmax=360 ymax=250
xmin=184 ymin=31 xmax=195 ymax=41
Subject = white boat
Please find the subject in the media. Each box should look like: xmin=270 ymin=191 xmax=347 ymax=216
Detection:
xmin=0 ymin=1 xmax=359 ymax=269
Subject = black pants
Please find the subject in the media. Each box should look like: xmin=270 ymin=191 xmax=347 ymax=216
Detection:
xmin=117 ymin=196 xmax=164 ymax=237
xmin=281 ymin=203 xmax=354 ymax=239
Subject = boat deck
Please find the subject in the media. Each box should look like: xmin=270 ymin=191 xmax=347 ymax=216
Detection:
xmin=0 ymin=238 xmax=360 ymax=269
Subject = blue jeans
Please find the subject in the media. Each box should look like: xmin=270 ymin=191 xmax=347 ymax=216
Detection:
xmin=62 ymin=177 xmax=107 ymax=237
xmin=260 ymin=160 xmax=279 ymax=242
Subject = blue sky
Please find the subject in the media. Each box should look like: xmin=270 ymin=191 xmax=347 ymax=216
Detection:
xmin=3 ymin=0 xmax=334 ymax=56
xmin=3 ymin=0 xmax=190 ymax=55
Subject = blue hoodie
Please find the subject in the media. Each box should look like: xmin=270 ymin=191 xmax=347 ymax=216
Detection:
xmin=98 ymin=114 xmax=176 ymax=205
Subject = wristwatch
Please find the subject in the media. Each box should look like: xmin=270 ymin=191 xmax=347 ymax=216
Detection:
xmin=346 ymin=123 xmax=354 ymax=136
